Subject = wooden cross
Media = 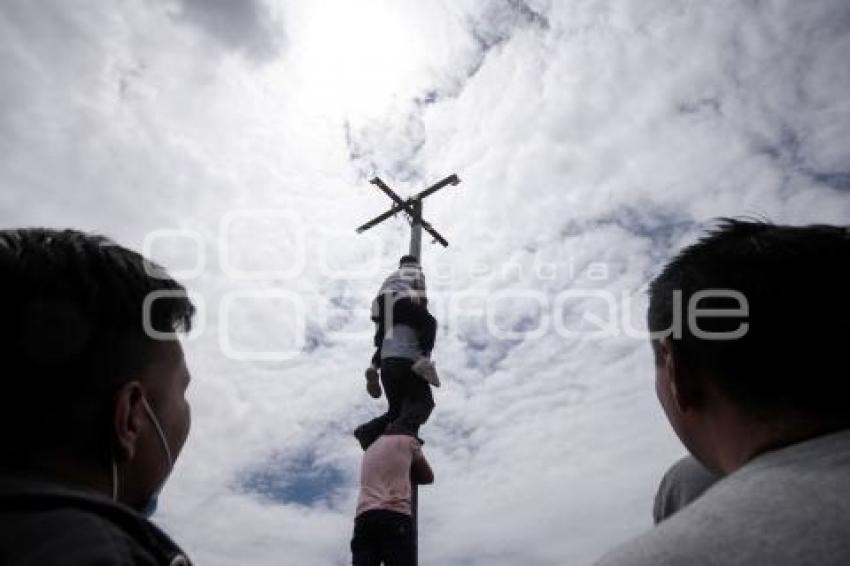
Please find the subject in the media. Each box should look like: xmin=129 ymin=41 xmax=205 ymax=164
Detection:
xmin=356 ymin=173 xmax=461 ymax=260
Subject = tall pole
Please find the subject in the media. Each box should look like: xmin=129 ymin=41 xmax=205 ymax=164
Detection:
xmin=411 ymin=472 xmax=419 ymax=566
xmin=409 ymin=199 xmax=423 ymax=260
xmin=409 ymin=198 xmax=422 ymax=566
xmin=357 ymin=175 xmax=460 ymax=566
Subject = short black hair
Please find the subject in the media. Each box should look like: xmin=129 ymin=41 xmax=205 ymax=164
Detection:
xmin=399 ymin=255 xmax=419 ymax=267
xmin=648 ymin=218 xmax=850 ymax=417
xmin=0 ymin=228 xmax=195 ymax=461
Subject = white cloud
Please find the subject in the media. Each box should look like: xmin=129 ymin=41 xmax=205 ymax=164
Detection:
xmin=173 ymin=0 xmax=283 ymax=61
xmin=1 ymin=0 xmax=848 ymax=564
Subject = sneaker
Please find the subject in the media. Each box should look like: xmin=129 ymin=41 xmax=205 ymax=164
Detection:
xmin=411 ymin=356 xmax=440 ymax=387
xmin=365 ymin=366 xmax=382 ymax=399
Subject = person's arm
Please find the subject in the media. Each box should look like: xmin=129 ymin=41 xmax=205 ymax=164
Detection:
xmin=370 ymin=295 xmax=384 ymax=369
xmin=411 ymin=446 xmax=434 ymax=485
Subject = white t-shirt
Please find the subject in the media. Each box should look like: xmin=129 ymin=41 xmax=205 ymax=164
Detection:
xmin=374 ymin=266 xmax=427 ymax=361
xmin=380 ymin=323 xmax=422 ymax=361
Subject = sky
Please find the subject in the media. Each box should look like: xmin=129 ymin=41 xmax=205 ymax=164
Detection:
xmin=1 ymin=0 xmax=849 ymax=564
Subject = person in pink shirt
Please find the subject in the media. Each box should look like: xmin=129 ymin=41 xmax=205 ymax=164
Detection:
xmin=351 ymin=432 xmax=434 ymax=566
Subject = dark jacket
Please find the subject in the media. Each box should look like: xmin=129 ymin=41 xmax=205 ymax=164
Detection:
xmin=0 ymin=472 xmax=192 ymax=565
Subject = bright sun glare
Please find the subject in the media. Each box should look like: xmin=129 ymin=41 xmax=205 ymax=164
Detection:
xmin=290 ymin=1 xmax=433 ymax=119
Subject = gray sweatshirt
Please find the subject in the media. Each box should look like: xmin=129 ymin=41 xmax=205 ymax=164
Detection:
xmin=597 ymin=428 xmax=850 ymax=566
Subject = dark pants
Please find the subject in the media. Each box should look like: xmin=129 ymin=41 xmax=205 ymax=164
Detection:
xmin=370 ymin=295 xmax=437 ymax=368
xmin=356 ymin=357 xmax=435 ymax=449
xmin=351 ymin=510 xmax=414 ymax=566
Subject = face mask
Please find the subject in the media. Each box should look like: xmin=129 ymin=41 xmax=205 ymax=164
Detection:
xmin=111 ymin=396 xmax=174 ymax=518
xmin=139 ymin=485 xmax=162 ymax=518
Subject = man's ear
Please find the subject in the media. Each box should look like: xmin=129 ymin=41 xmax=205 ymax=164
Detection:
xmin=113 ymin=381 xmax=146 ymax=462
xmin=658 ymin=337 xmax=702 ymax=413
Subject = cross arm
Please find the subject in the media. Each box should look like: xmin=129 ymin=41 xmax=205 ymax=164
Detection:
xmin=354 ymin=174 xmax=461 ymax=241
xmin=410 ymin=174 xmax=460 ymax=202
xmin=367 ymin=177 xmax=450 ymax=247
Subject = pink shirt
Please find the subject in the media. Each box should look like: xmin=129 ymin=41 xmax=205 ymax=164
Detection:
xmin=356 ymin=434 xmax=423 ymax=517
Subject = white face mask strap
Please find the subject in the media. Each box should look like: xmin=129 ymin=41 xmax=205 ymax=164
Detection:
xmin=109 ymin=397 xmax=173 ymax=503
xmin=141 ymin=397 xmax=173 ymax=467
xmin=111 ymin=458 xmax=119 ymax=501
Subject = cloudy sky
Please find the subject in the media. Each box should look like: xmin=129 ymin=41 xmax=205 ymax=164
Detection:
xmin=2 ymin=0 xmax=849 ymax=564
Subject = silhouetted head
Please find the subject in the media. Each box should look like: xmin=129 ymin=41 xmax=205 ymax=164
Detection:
xmin=647 ymin=219 xmax=850 ymax=471
xmin=399 ymin=255 xmax=419 ymax=267
xmin=0 ymin=228 xmax=195 ymax=512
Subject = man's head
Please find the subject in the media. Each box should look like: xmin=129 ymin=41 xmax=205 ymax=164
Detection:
xmin=0 ymin=228 xmax=195 ymax=511
xmin=648 ymin=219 xmax=850 ymax=470
xmin=399 ymin=255 xmax=419 ymax=268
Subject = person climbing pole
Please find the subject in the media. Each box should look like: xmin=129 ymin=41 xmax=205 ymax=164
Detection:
xmin=367 ymin=255 xmax=440 ymax=390
xmin=355 ymin=255 xmax=439 ymax=450
xmin=351 ymin=430 xmax=434 ymax=566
